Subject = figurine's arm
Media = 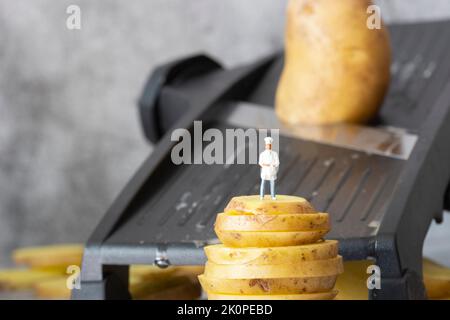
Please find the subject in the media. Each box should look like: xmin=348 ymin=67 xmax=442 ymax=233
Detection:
xmin=259 ymin=153 xmax=270 ymax=167
xmin=273 ymin=153 xmax=280 ymax=168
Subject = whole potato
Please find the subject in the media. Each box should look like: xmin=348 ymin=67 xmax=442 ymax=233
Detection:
xmin=276 ymin=0 xmax=391 ymax=125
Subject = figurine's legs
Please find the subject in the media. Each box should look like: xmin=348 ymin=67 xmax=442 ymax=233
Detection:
xmin=270 ymin=179 xmax=276 ymax=199
xmin=260 ymin=179 xmax=265 ymax=199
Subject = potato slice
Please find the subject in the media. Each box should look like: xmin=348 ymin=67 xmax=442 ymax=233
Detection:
xmin=224 ymin=195 xmax=316 ymax=215
xmin=13 ymin=244 xmax=83 ymax=268
xmin=34 ymin=270 xmax=204 ymax=300
xmin=215 ymin=212 xmax=329 ymax=232
xmin=130 ymin=265 xmax=176 ymax=280
xmin=207 ymin=290 xmax=338 ymax=300
xmin=136 ymin=280 xmax=201 ymax=300
xmin=215 ymin=229 xmax=328 ymax=247
xmin=130 ymin=275 xmax=200 ymax=300
xmin=423 ymin=258 xmax=450 ymax=299
xmin=334 ymin=260 xmax=371 ymax=300
xmin=204 ymin=256 xmax=343 ymax=279
xmin=198 ymin=274 xmax=337 ymax=295
xmin=204 ymin=241 xmax=338 ymax=265
xmin=0 ymin=269 xmax=65 ymax=290
xmin=173 ymin=266 xmax=204 ymax=277
xmin=33 ymin=277 xmax=71 ymax=299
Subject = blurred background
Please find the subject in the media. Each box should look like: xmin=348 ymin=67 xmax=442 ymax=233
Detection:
xmin=1 ymin=0 xmax=450 ymax=267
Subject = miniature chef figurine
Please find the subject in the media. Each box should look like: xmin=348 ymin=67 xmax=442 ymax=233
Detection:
xmin=259 ymin=137 xmax=280 ymax=200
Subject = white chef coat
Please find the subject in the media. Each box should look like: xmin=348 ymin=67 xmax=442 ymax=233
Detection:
xmin=259 ymin=150 xmax=280 ymax=180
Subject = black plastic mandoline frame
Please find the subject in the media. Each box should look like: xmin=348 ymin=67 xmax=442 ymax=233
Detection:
xmin=73 ymin=20 xmax=450 ymax=300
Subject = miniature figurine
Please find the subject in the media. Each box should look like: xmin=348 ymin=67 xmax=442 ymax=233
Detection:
xmin=259 ymin=137 xmax=279 ymax=200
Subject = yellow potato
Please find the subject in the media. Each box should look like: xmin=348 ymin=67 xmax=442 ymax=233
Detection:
xmin=215 ymin=212 xmax=329 ymax=232
xmin=136 ymin=281 xmax=201 ymax=300
xmin=204 ymin=256 xmax=343 ymax=279
xmin=215 ymin=229 xmax=328 ymax=247
xmin=207 ymin=290 xmax=338 ymax=300
xmin=130 ymin=275 xmax=201 ymax=300
xmin=13 ymin=244 xmax=83 ymax=268
xmin=33 ymin=277 xmax=71 ymax=299
xmin=130 ymin=265 xmax=176 ymax=280
xmin=198 ymin=274 xmax=337 ymax=295
xmin=423 ymin=258 xmax=450 ymax=299
xmin=334 ymin=260 xmax=371 ymax=300
xmin=34 ymin=271 xmax=204 ymax=300
xmin=0 ymin=268 xmax=65 ymax=290
xmin=276 ymin=0 xmax=391 ymax=125
xmin=224 ymin=195 xmax=316 ymax=215
xmin=204 ymin=240 xmax=338 ymax=265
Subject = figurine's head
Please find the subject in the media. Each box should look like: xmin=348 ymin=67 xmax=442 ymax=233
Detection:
xmin=264 ymin=137 xmax=273 ymax=150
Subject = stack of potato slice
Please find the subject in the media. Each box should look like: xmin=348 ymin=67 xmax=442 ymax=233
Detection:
xmin=199 ymin=195 xmax=344 ymax=300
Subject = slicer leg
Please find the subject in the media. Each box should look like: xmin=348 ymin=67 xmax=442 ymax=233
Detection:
xmin=72 ymin=265 xmax=131 ymax=300
xmin=370 ymin=236 xmax=427 ymax=300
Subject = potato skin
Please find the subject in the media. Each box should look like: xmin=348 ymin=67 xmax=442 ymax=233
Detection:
xmin=224 ymin=195 xmax=316 ymax=215
xmin=215 ymin=212 xmax=329 ymax=232
xmin=198 ymin=274 xmax=337 ymax=295
xmin=204 ymin=256 xmax=344 ymax=279
xmin=207 ymin=290 xmax=338 ymax=300
xmin=204 ymin=240 xmax=338 ymax=265
xmin=215 ymin=229 xmax=329 ymax=248
xmin=276 ymin=0 xmax=391 ymax=125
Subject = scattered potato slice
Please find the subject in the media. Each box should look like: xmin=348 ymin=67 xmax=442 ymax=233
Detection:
xmin=215 ymin=212 xmax=329 ymax=232
xmin=13 ymin=244 xmax=83 ymax=268
xmin=204 ymin=256 xmax=343 ymax=279
xmin=205 ymin=241 xmax=338 ymax=265
xmin=0 ymin=269 xmax=65 ymax=291
xmin=30 ymin=265 xmax=203 ymax=300
xmin=130 ymin=265 xmax=176 ymax=280
xmin=334 ymin=260 xmax=371 ymax=300
xmin=215 ymin=229 xmax=328 ymax=247
xmin=423 ymin=258 xmax=450 ymax=299
xmin=34 ymin=277 xmax=71 ymax=299
xmin=198 ymin=274 xmax=336 ymax=295
xmin=173 ymin=266 xmax=204 ymax=278
xmin=207 ymin=290 xmax=338 ymax=300
xmin=224 ymin=195 xmax=316 ymax=215
xmin=130 ymin=275 xmax=201 ymax=300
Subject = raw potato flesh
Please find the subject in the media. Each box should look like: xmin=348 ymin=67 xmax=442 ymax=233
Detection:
xmin=207 ymin=290 xmax=338 ymax=300
xmin=215 ymin=229 xmax=329 ymax=247
xmin=276 ymin=0 xmax=391 ymax=125
xmin=130 ymin=265 xmax=177 ymax=280
xmin=33 ymin=277 xmax=71 ymax=299
xmin=423 ymin=258 xmax=450 ymax=299
xmin=204 ymin=256 xmax=343 ymax=279
xmin=224 ymin=195 xmax=316 ymax=215
xmin=204 ymin=240 xmax=338 ymax=265
xmin=0 ymin=269 xmax=65 ymax=290
xmin=198 ymin=274 xmax=337 ymax=295
xmin=334 ymin=260 xmax=371 ymax=300
xmin=215 ymin=212 xmax=329 ymax=232
xmin=34 ymin=275 xmax=202 ymax=300
xmin=13 ymin=244 xmax=83 ymax=268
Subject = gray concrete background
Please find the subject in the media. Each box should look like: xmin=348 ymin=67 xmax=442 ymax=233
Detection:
xmin=1 ymin=0 xmax=450 ymax=267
